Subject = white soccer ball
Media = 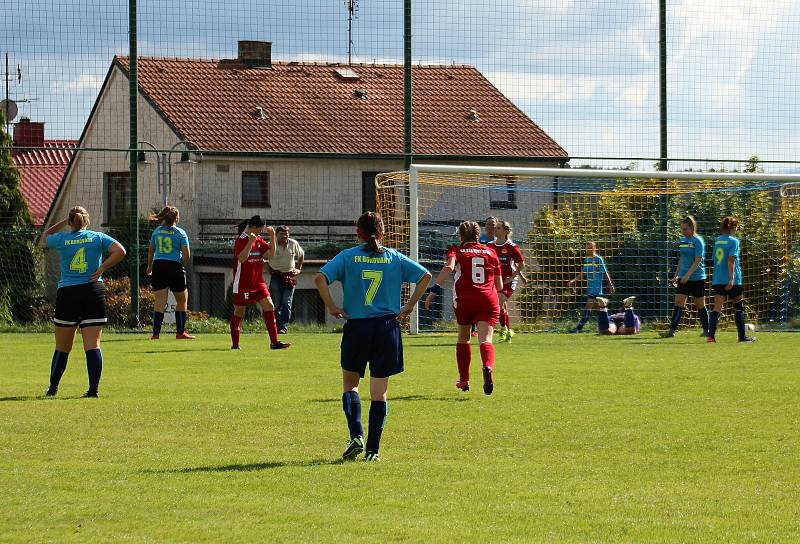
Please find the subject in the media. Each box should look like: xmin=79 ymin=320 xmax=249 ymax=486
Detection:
xmin=745 ymin=323 xmax=755 ymax=332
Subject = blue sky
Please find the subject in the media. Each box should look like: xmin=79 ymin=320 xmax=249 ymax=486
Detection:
xmin=3 ymin=0 xmax=800 ymax=169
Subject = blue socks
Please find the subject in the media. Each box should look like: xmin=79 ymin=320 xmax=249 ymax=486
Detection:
xmin=175 ymin=311 xmax=187 ymax=334
xmin=365 ymin=400 xmax=388 ymax=454
xmin=708 ymin=311 xmax=720 ymax=339
xmin=698 ymin=306 xmax=710 ymax=333
xmin=49 ymin=351 xmax=69 ymax=389
xmin=734 ymin=300 xmax=746 ymax=340
xmin=85 ymin=349 xmax=103 ymax=394
xmin=152 ymin=311 xmax=165 ymax=336
xmin=577 ymin=309 xmax=591 ymax=330
xmin=342 ymin=391 xmax=363 ymax=439
xmin=670 ymin=306 xmax=684 ymax=331
xmin=624 ymin=308 xmax=636 ymax=329
xmin=598 ymin=310 xmax=610 ymax=333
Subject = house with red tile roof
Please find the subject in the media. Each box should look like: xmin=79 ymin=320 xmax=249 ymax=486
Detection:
xmin=10 ymin=119 xmax=76 ymax=227
xmin=46 ymin=41 xmax=568 ymax=319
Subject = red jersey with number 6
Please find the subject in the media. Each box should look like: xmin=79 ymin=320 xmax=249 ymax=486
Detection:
xmin=447 ymin=242 xmax=501 ymax=309
xmin=233 ymin=233 xmax=270 ymax=293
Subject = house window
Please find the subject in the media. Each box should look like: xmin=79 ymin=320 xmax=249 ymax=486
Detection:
xmin=242 ymin=171 xmax=270 ymax=208
xmin=489 ymin=176 xmax=517 ymax=210
xmin=103 ymin=172 xmax=131 ymax=224
xmin=291 ymin=289 xmax=326 ymax=324
xmin=362 ymin=171 xmax=381 ymax=213
xmin=197 ymin=272 xmax=226 ymax=317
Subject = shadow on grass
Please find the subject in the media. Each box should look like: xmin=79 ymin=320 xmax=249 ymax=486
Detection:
xmin=0 ymin=395 xmax=83 ymax=402
xmin=139 ymin=348 xmax=233 ymax=354
xmin=149 ymin=458 xmax=345 ymax=474
xmin=405 ymin=343 xmax=456 ymax=348
xmin=308 ymin=394 xmax=469 ymax=404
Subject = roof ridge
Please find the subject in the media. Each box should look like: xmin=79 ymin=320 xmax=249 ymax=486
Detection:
xmin=115 ymin=55 xmax=475 ymax=69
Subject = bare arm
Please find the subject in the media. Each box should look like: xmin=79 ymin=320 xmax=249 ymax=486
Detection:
xmin=494 ymin=273 xmax=503 ymax=292
xmin=568 ymin=269 xmax=584 ymax=286
xmin=264 ymin=227 xmax=276 ymax=260
xmin=605 ymin=271 xmax=616 ymax=293
xmin=181 ymin=245 xmax=191 ymax=269
xmin=424 ymin=257 xmax=456 ymax=309
xmin=673 ymin=255 xmax=684 ymax=282
xmin=39 ymin=218 xmax=68 ymax=248
xmin=727 ymin=256 xmax=736 ymax=288
xmin=681 ymin=256 xmax=702 ymax=284
xmin=397 ymin=272 xmax=432 ymax=320
xmin=314 ymin=273 xmax=346 ymax=319
xmin=146 ymin=244 xmax=155 ymax=274
xmin=237 ymin=234 xmax=256 ymax=263
xmin=91 ymin=242 xmax=127 ymax=282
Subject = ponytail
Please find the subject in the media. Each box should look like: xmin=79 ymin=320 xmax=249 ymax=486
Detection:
xmin=149 ymin=206 xmax=179 ymax=226
xmin=458 ymin=221 xmax=480 ymax=244
xmin=357 ymin=212 xmax=385 ymax=254
xmin=68 ymin=206 xmax=90 ymax=231
xmin=236 ymin=219 xmax=249 ymax=235
xmin=721 ymin=215 xmax=739 ymax=234
xmin=236 ymin=215 xmax=265 ymax=236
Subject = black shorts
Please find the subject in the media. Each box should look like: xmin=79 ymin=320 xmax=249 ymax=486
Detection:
xmin=676 ymin=279 xmax=706 ymax=298
xmin=54 ymin=282 xmax=107 ymax=328
xmin=713 ymin=284 xmax=744 ymax=298
xmin=340 ymin=315 xmax=404 ymax=379
xmin=151 ymin=259 xmax=187 ymax=292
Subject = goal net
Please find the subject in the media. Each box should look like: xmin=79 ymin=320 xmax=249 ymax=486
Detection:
xmin=376 ymin=165 xmax=800 ymax=333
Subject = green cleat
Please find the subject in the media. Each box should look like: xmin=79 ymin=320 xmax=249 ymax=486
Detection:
xmin=364 ymin=452 xmax=381 ymax=462
xmin=505 ymin=328 xmax=515 ymax=343
xmin=342 ymin=436 xmax=364 ymax=460
xmin=497 ymin=328 xmax=507 ymax=343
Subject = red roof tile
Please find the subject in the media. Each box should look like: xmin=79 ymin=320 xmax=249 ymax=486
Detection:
xmin=116 ymin=57 xmax=567 ymax=158
xmin=13 ymin=140 xmax=76 ymax=226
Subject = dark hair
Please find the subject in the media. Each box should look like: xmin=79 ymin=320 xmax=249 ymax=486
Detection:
xmin=357 ymin=212 xmax=385 ymax=254
xmin=484 ymin=216 xmax=498 ymax=226
xmin=236 ymin=215 xmax=266 ymax=235
xmin=721 ymin=216 xmax=739 ymax=234
xmin=276 ymin=225 xmax=289 ymax=234
xmin=681 ymin=215 xmax=698 ymax=234
xmin=150 ymin=206 xmax=179 ymax=226
xmin=458 ymin=221 xmax=480 ymax=243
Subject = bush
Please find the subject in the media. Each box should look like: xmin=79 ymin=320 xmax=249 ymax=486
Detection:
xmin=104 ymin=277 xmax=155 ymax=327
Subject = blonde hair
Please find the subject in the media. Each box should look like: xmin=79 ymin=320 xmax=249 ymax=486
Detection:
xmin=150 ymin=206 xmax=179 ymax=226
xmin=68 ymin=206 xmax=90 ymax=230
xmin=458 ymin=221 xmax=480 ymax=244
xmin=498 ymin=220 xmax=512 ymax=236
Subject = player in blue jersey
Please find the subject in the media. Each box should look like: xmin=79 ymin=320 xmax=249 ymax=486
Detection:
xmin=568 ymin=241 xmax=615 ymax=333
xmin=40 ymin=206 xmax=126 ymax=397
xmin=707 ymin=216 xmax=755 ymax=343
xmin=315 ymin=212 xmax=431 ymax=462
xmin=661 ymin=216 xmax=710 ymax=338
xmin=146 ymin=206 xmax=194 ymax=340
xmin=479 ymin=216 xmax=498 ymax=244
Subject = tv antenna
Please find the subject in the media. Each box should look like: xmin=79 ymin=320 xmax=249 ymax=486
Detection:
xmin=346 ymin=0 xmax=359 ymax=65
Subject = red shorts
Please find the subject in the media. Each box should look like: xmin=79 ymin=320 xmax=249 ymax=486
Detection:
xmin=499 ymin=279 xmax=518 ymax=299
xmin=454 ymin=300 xmax=500 ymax=327
xmin=233 ymin=284 xmax=270 ymax=306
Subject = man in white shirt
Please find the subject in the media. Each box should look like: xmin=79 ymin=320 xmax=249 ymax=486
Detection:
xmin=267 ymin=226 xmax=304 ymax=334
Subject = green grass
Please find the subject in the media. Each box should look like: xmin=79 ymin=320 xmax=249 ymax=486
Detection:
xmin=1 ymin=331 xmax=798 ymax=543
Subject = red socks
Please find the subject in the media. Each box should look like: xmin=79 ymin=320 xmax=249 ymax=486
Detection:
xmin=479 ymin=342 xmax=495 ymax=369
xmin=499 ymin=311 xmax=508 ymax=328
xmin=456 ymin=342 xmax=471 ymax=383
xmin=230 ymin=315 xmax=242 ymax=347
xmin=263 ymin=311 xmax=279 ymax=344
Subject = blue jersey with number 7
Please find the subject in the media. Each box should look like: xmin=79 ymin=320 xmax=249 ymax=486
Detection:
xmin=320 ymin=244 xmax=428 ymax=319
xmin=48 ymin=229 xmax=118 ymax=288
xmin=150 ymin=225 xmax=190 ymax=263
xmin=711 ymin=234 xmax=742 ymax=286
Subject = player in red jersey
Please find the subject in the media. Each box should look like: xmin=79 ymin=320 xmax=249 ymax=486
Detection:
xmin=230 ymin=215 xmax=290 ymax=350
xmin=487 ymin=220 xmax=526 ymax=343
xmin=425 ymin=221 xmax=502 ymax=395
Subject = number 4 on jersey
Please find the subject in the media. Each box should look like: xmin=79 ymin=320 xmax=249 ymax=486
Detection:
xmin=70 ymin=247 xmax=88 ymax=273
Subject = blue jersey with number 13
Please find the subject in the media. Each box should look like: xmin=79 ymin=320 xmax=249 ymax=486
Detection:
xmin=150 ymin=225 xmax=189 ymax=263
xmin=320 ymin=245 xmax=428 ymax=319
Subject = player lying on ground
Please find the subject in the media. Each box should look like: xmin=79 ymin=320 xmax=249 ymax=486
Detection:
xmin=596 ymin=296 xmax=640 ymax=335
xmin=425 ymin=221 xmax=502 ymax=395
xmin=568 ymin=241 xmax=615 ymax=333
xmin=487 ymin=220 xmax=526 ymax=343
xmin=315 ymin=212 xmax=431 ymax=462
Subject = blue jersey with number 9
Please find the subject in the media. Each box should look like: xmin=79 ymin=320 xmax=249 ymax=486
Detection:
xmin=150 ymin=225 xmax=189 ymax=263
xmin=320 ymin=244 xmax=428 ymax=319
xmin=48 ymin=229 xmax=118 ymax=288
xmin=711 ymin=234 xmax=742 ymax=286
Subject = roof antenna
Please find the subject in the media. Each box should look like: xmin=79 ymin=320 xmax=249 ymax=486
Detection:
xmin=346 ymin=0 xmax=359 ymax=66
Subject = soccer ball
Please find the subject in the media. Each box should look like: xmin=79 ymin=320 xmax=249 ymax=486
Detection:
xmin=745 ymin=323 xmax=755 ymax=332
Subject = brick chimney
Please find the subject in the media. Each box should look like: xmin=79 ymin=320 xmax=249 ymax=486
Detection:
xmin=13 ymin=117 xmax=45 ymax=148
xmin=238 ymin=40 xmax=272 ymax=69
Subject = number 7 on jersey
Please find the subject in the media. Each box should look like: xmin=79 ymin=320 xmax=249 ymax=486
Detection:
xmin=362 ymin=270 xmax=383 ymax=306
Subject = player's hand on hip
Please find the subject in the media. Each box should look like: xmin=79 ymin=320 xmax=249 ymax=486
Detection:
xmin=90 ymin=267 xmax=104 ymax=282
xmin=396 ymin=304 xmax=413 ymax=321
xmin=327 ymin=305 xmax=347 ymax=319
xmin=146 ymin=267 xmax=152 ymax=276
xmin=725 ymin=282 xmax=733 ymax=291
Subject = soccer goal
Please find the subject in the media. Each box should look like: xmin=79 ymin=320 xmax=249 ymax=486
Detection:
xmin=376 ymin=164 xmax=800 ymax=334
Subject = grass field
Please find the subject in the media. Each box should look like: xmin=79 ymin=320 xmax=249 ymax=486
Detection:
xmin=1 ymin=330 xmax=798 ymax=543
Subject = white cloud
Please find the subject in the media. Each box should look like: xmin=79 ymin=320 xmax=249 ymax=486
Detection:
xmin=53 ymin=74 xmax=104 ymax=93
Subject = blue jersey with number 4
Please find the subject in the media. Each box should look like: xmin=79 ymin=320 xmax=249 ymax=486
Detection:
xmin=712 ymin=234 xmax=742 ymax=286
xmin=48 ymin=229 xmax=118 ymax=288
xmin=320 ymin=245 xmax=428 ymax=319
xmin=678 ymin=235 xmax=707 ymax=280
xmin=150 ymin=225 xmax=189 ymax=263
